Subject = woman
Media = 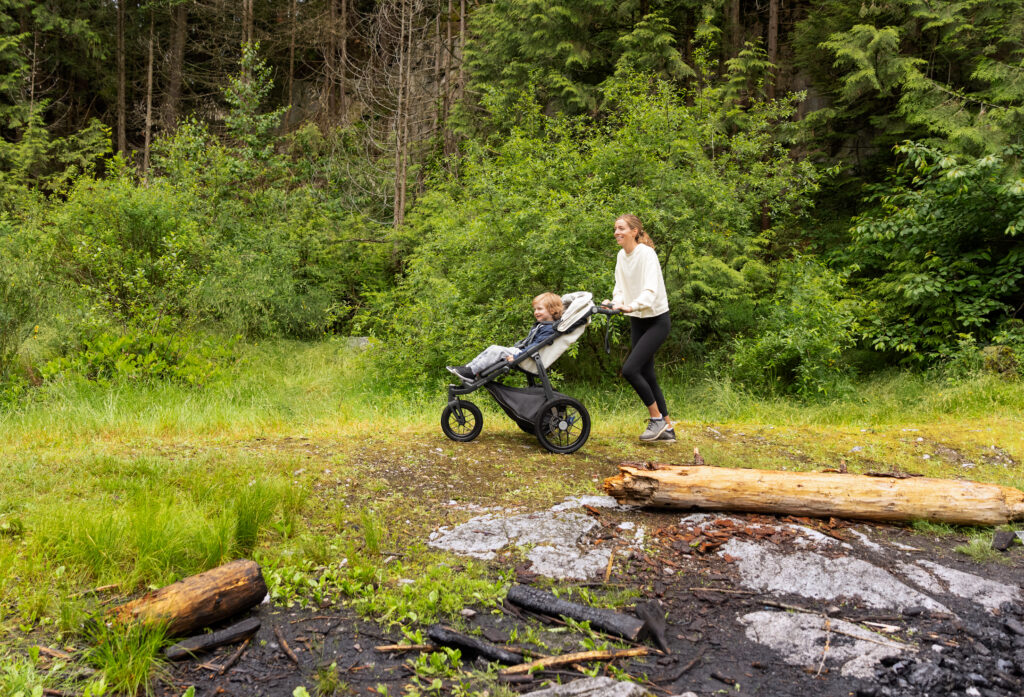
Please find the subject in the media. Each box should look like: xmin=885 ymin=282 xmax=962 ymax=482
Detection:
xmin=606 ymin=214 xmax=674 ymax=442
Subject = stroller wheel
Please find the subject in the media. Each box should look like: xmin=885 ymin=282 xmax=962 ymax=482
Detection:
xmin=534 ymin=398 xmax=590 ymax=454
xmin=441 ymin=401 xmax=483 ymax=442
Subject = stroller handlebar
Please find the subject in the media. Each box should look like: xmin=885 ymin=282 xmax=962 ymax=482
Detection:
xmin=594 ymin=305 xmax=622 ymax=316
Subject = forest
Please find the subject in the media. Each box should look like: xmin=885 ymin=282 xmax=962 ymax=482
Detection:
xmin=1 ymin=0 xmax=1023 ymax=397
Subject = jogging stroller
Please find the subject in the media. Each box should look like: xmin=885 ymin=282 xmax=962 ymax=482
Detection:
xmin=441 ymin=291 xmax=618 ymax=454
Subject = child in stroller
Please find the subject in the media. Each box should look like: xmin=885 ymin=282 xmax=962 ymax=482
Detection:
xmin=447 ymin=292 xmax=564 ymax=382
xmin=441 ymin=291 xmax=618 ymax=454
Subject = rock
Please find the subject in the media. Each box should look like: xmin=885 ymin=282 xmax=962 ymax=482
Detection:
xmin=909 ymin=663 xmax=944 ymax=689
xmin=1004 ymin=617 xmax=1024 ymax=636
xmin=519 ymin=677 xmax=651 ymax=697
xmin=992 ymin=530 xmax=1016 ymax=551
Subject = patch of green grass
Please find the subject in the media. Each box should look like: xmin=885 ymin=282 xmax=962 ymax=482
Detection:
xmin=85 ymin=620 xmax=169 ymax=696
xmin=910 ymin=520 xmax=958 ymax=537
xmin=955 ymin=534 xmax=1008 ymax=564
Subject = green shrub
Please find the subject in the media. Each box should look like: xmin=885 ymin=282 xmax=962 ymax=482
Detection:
xmin=846 ymin=143 xmax=1024 ymax=364
xmin=49 ymin=171 xmax=209 ymax=324
xmin=40 ymin=326 xmax=232 ymax=386
xmin=728 ymin=259 xmax=857 ymax=396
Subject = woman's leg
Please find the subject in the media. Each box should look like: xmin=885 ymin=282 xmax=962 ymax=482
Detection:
xmin=622 ymin=314 xmax=671 ymax=422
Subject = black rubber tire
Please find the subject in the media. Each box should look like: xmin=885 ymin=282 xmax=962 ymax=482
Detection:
xmin=534 ymin=398 xmax=591 ymax=454
xmin=441 ymin=401 xmax=483 ymax=442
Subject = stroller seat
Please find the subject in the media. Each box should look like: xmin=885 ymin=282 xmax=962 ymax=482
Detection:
xmin=441 ymin=291 xmax=613 ymax=454
xmin=519 ymin=291 xmax=593 ymax=375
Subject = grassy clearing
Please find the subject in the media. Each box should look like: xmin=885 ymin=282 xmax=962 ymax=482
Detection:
xmin=0 ymin=339 xmax=1022 ymax=693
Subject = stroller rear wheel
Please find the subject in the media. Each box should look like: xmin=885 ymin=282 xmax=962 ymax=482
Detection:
xmin=441 ymin=400 xmax=483 ymax=442
xmin=534 ymin=398 xmax=590 ymax=454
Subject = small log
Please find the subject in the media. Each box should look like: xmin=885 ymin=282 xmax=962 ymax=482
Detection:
xmin=603 ymin=465 xmax=1024 ymax=526
xmin=500 ymin=647 xmax=649 ymax=675
xmin=506 ymin=585 xmax=645 ymax=641
xmin=109 ymin=559 xmax=267 ymax=637
xmin=427 ymin=624 xmax=521 ymax=665
xmin=164 ymin=616 xmax=261 ymax=661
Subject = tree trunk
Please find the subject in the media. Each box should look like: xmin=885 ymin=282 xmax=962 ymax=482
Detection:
xmin=728 ymin=0 xmax=741 ymax=58
xmin=162 ymin=2 xmax=187 ymax=131
xmin=603 ymin=465 xmax=1024 ymax=526
xmin=767 ymin=0 xmax=779 ymax=99
xmin=393 ymin=0 xmax=407 ymax=227
xmin=116 ymin=0 xmax=127 ymax=154
xmin=143 ymin=9 xmax=155 ymax=173
xmin=339 ymin=0 xmax=348 ymax=119
xmin=243 ymin=0 xmax=254 ymax=45
xmin=288 ymin=0 xmax=297 ymax=109
xmin=325 ymin=0 xmax=337 ymax=116
xmin=109 ymin=559 xmax=267 ymax=637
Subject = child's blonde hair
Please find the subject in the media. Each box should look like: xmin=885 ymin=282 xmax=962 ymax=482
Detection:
xmin=533 ymin=292 xmax=564 ymax=321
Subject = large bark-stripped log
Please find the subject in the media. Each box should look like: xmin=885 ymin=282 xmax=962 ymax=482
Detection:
xmin=603 ymin=465 xmax=1024 ymax=526
xmin=109 ymin=559 xmax=267 ymax=637
xmin=506 ymin=585 xmax=645 ymax=641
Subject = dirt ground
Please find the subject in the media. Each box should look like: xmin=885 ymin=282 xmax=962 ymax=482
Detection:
xmin=155 ymin=504 xmax=1024 ymax=697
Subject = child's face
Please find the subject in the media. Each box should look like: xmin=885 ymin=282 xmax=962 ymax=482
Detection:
xmin=533 ymin=301 xmax=554 ymax=322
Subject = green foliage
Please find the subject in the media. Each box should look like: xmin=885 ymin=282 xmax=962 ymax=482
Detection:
xmin=49 ymin=172 xmax=209 ymax=324
xmin=40 ymin=326 xmax=231 ymax=386
xmin=361 ymin=73 xmax=817 ymax=384
xmin=466 ymin=0 xmax=697 ymax=116
xmin=797 ymin=0 xmax=1024 ymax=161
xmin=846 ymin=142 xmax=1024 ymax=363
xmin=728 ymin=259 xmax=857 ymax=396
xmin=223 ymin=43 xmax=288 ymax=166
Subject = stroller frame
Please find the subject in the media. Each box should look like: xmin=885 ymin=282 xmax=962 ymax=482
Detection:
xmin=441 ymin=295 xmax=616 ymax=454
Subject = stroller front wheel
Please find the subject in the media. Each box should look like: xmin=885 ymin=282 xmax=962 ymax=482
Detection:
xmin=441 ymin=401 xmax=483 ymax=442
xmin=534 ymin=397 xmax=590 ymax=454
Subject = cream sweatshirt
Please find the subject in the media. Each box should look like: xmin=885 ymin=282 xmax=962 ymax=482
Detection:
xmin=612 ymin=244 xmax=670 ymax=318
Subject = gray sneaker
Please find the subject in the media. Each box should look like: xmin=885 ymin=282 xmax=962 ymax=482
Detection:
xmin=656 ymin=427 xmax=676 ymax=443
xmin=639 ymin=418 xmax=669 ymax=442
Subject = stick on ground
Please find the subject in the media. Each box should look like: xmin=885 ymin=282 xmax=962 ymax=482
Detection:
xmin=500 ymin=647 xmax=649 ymax=675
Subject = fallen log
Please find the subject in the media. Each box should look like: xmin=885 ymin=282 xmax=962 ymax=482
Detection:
xmin=506 ymin=585 xmax=645 ymax=641
xmin=500 ymin=647 xmax=649 ymax=675
xmin=427 ymin=624 xmax=522 ymax=665
xmin=109 ymin=559 xmax=267 ymax=637
xmin=603 ymin=465 xmax=1024 ymax=526
xmin=164 ymin=616 xmax=261 ymax=661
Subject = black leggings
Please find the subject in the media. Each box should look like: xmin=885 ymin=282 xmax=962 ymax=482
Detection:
xmin=622 ymin=312 xmax=670 ymax=418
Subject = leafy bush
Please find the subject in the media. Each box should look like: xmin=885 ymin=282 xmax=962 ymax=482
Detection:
xmin=846 ymin=143 xmax=1024 ymax=364
xmin=728 ymin=260 xmax=857 ymax=396
xmin=49 ymin=170 xmax=209 ymax=324
xmin=40 ymin=326 xmax=232 ymax=386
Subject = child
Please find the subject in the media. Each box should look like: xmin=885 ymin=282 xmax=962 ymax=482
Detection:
xmin=447 ymin=292 xmax=564 ymax=382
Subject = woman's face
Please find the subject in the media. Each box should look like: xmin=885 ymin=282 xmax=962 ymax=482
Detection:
xmin=533 ymin=301 xmax=554 ymax=322
xmin=613 ymin=218 xmax=634 ymax=248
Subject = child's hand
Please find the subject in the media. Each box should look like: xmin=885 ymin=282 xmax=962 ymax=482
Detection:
xmin=505 ymin=355 xmax=514 ymax=362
